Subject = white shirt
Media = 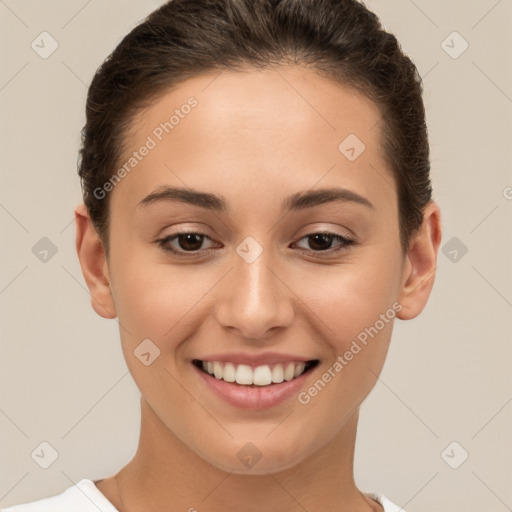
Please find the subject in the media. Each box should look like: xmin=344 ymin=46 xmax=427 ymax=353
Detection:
xmin=1 ymin=479 xmax=406 ymax=512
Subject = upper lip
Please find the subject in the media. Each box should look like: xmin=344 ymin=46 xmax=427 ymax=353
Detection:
xmin=194 ymin=351 xmax=318 ymax=366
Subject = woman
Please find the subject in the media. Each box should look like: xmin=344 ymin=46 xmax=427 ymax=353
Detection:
xmin=3 ymin=0 xmax=441 ymax=510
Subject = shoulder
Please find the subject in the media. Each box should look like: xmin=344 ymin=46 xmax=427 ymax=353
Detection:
xmin=1 ymin=479 xmax=119 ymax=512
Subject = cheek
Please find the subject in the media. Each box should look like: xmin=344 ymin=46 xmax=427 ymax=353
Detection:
xmin=297 ymin=257 xmax=401 ymax=345
xmin=293 ymin=265 xmax=399 ymax=431
xmin=292 ymin=256 xmax=401 ymax=397
xmin=110 ymin=253 xmax=220 ymax=350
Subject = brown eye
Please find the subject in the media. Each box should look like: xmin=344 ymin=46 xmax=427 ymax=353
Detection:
xmin=294 ymin=232 xmax=354 ymax=254
xmin=157 ymin=232 xmax=219 ymax=256
xmin=174 ymin=233 xmax=204 ymax=251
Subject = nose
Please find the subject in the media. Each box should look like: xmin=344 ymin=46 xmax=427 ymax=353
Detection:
xmin=214 ymin=243 xmax=295 ymax=340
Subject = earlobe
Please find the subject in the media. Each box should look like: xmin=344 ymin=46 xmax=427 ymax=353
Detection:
xmin=396 ymin=201 xmax=442 ymax=320
xmin=74 ymin=203 xmax=117 ymax=319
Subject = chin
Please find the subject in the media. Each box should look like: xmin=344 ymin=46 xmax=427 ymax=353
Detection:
xmin=197 ymin=437 xmax=312 ymax=476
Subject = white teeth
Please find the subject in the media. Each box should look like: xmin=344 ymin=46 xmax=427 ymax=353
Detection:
xmin=199 ymin=360 xmax=311 ymax=386
xmin=235 ymin=364 xmax=253 ymax=385
xmin=253 ymin=365 xmax=272 ymax=386
xmin=213 ymin=361 xmax=223 ymax=379
xmin=284 ymin=362 xmax=295 ymax=382
xmin=222 ymin=362 xmax=236 ymax=383
xmin=271 ymin=364 xmax=284 ymax=383
xmin=294 ymin=362 xmax=306 ymax=377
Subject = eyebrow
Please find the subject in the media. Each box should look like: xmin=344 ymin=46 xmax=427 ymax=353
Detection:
xmin=138 ymin=186 xmax=375 ymax=212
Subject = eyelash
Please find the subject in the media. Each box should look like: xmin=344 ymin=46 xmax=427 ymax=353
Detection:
xmin=156 ymin=231 xmax=355 ymax=258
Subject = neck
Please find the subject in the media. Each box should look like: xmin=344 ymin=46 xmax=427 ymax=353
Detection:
xmin=112 ymin=398 xmax=381 ymax=512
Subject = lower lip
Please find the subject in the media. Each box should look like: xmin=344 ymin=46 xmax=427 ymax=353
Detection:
xmin=193 ymin=363 xmax=315 ymax=409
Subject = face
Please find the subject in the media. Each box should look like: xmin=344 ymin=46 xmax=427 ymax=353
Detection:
xmin=89 ymin=65 xmax=415 ymax=473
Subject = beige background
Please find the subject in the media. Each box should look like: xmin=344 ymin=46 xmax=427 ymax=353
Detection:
xmin=1 ymin=1 xmax=511 ymax=511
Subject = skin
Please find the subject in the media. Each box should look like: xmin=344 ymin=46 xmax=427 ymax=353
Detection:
xmin=75 ymin=65 xmax=442 ymax=512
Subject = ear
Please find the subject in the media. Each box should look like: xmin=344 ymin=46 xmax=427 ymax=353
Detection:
xmin=74 ymin=203 xmax=117 ymax=319
xmin=396 ymin=201 xmax=442 ymax=320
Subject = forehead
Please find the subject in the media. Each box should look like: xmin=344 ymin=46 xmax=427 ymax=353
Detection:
xmin=112 ymin=65 xmax=395 ymax=214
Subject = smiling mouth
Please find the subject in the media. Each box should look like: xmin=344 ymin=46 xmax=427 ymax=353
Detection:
xmin=192 ymin=359 xmax=320 ymax=386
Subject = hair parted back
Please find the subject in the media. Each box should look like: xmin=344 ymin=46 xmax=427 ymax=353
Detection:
xmin=78 ymin=0 xmax=432 ymax=255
